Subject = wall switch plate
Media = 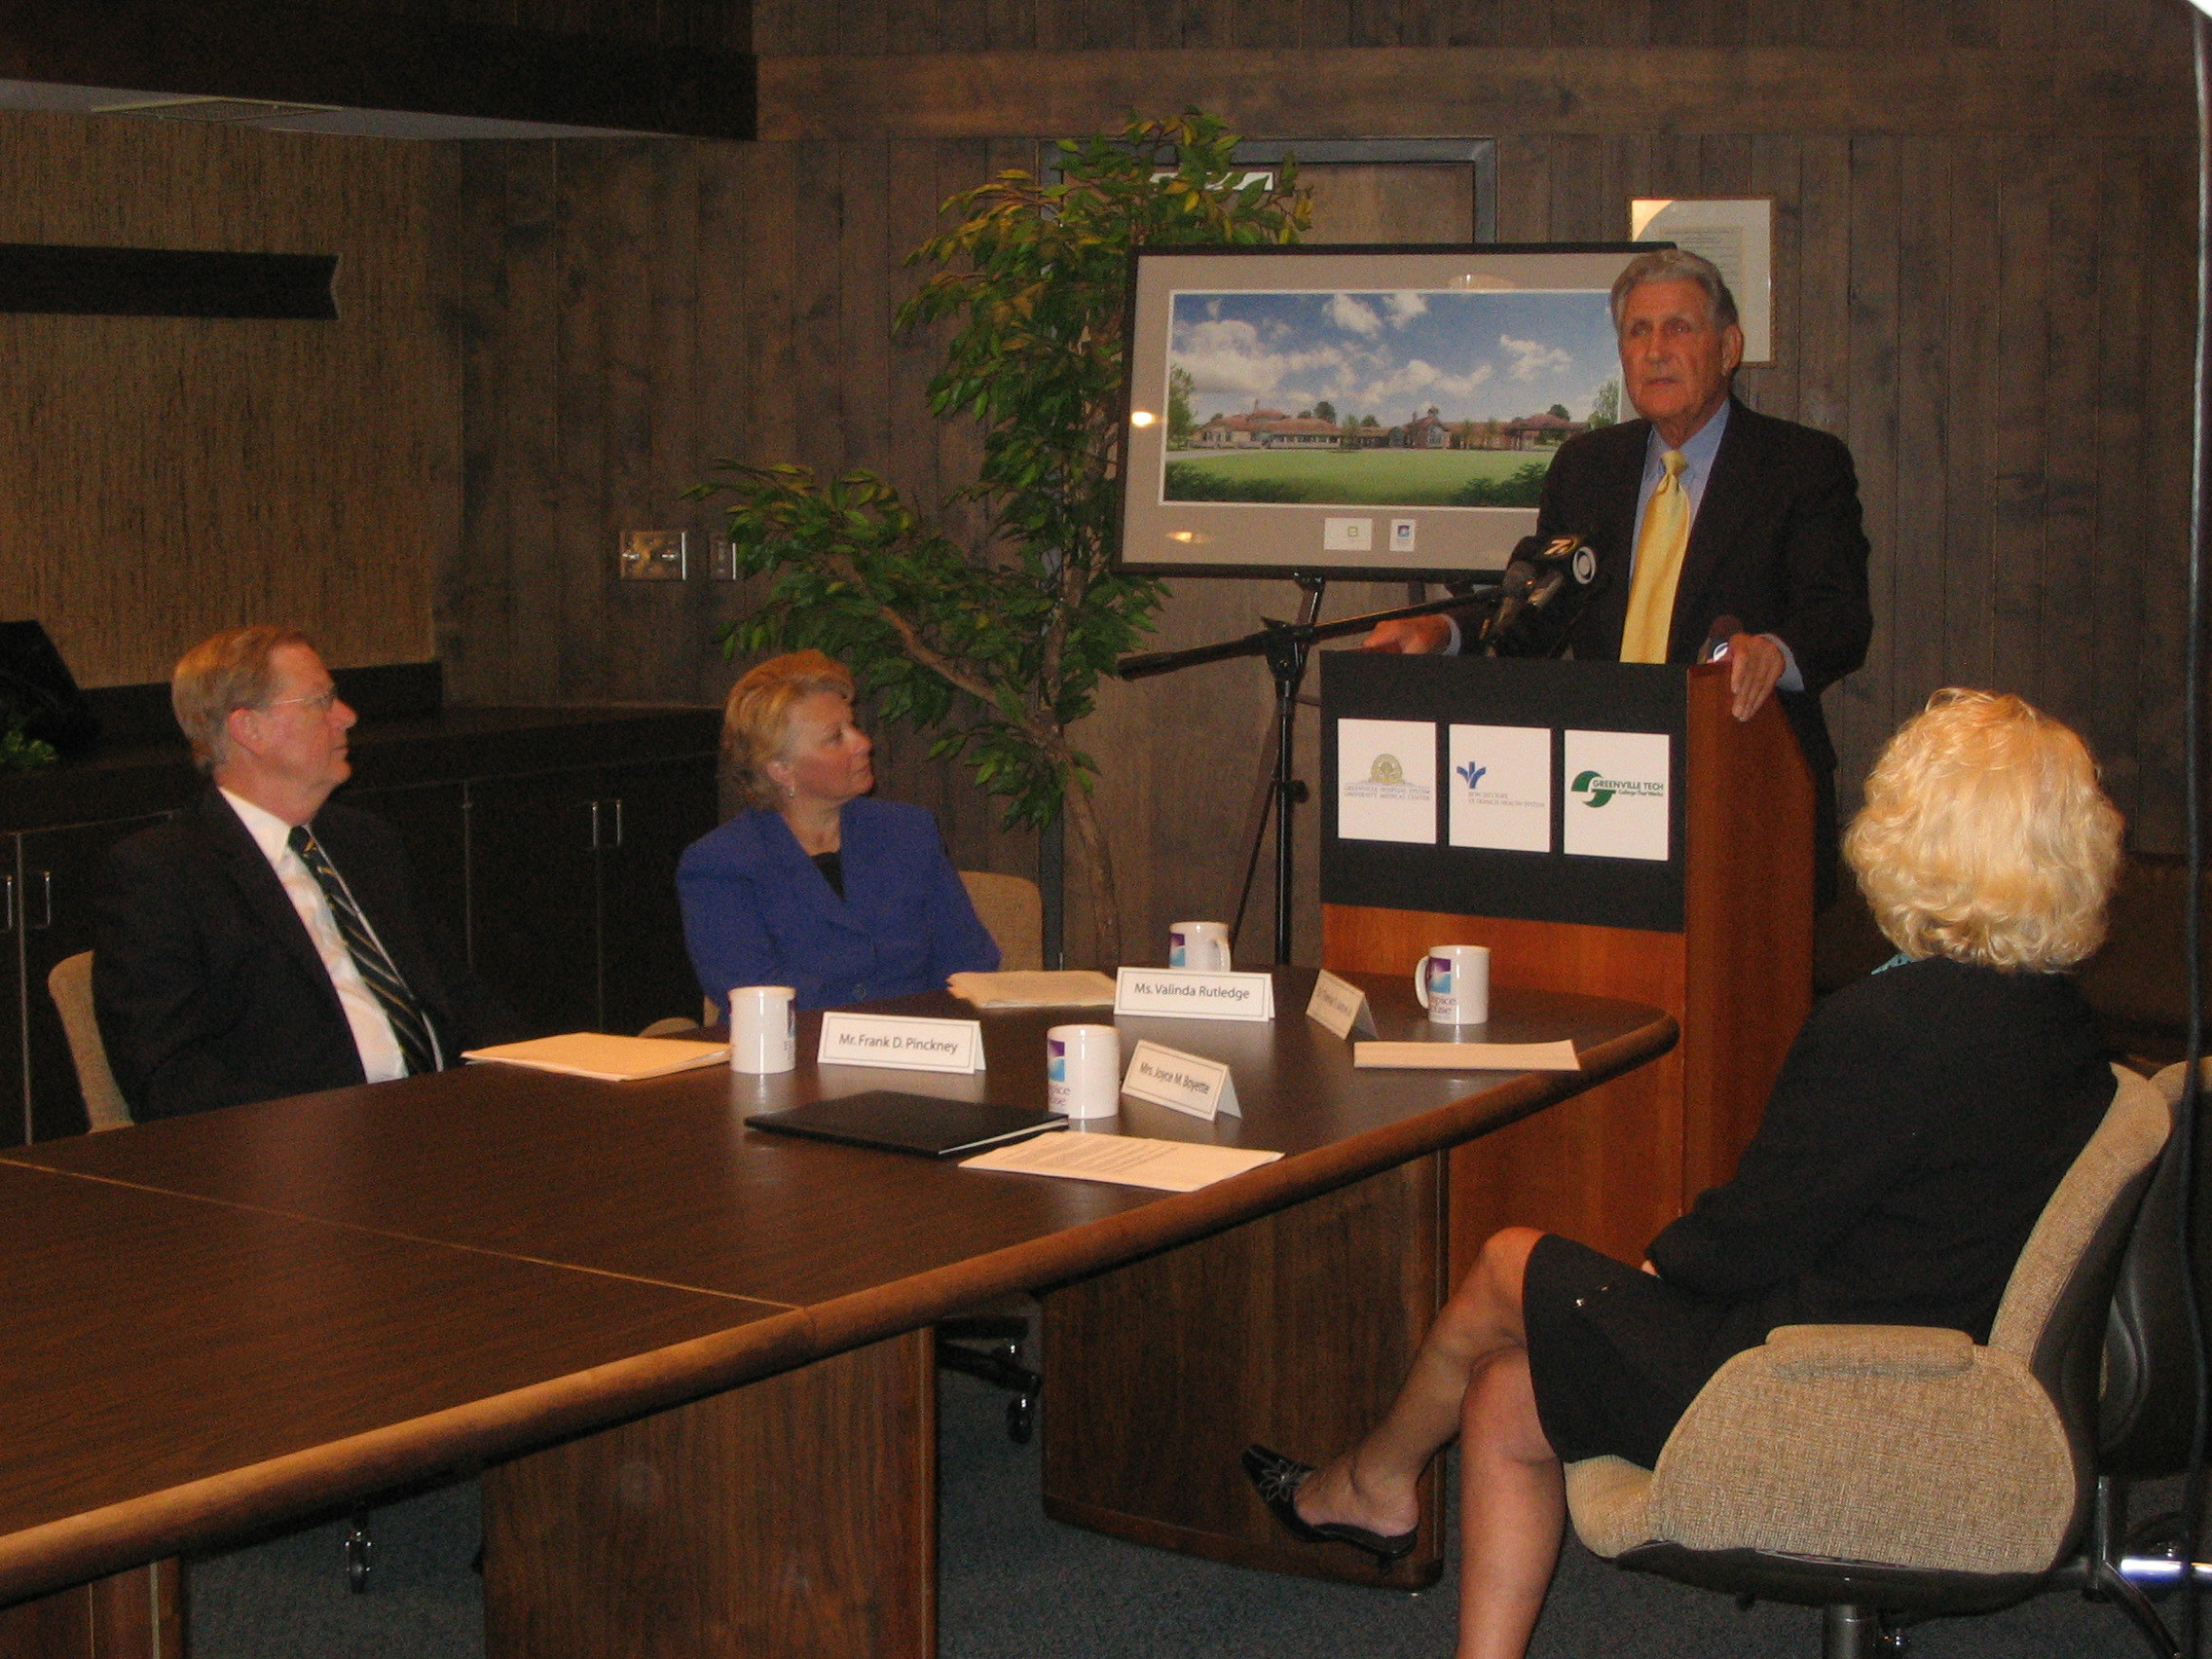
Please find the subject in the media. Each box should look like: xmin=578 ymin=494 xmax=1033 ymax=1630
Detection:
xmin=711 ymin=537 xmax=741 ymax=581
xmin=1322 ymin=517 xmax=1373 ymax=552
xmin=619 ymin=530 xmax=687 ymax=580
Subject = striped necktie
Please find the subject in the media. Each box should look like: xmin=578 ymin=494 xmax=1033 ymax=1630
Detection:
xmin=287 ymin=825 xmax=438 ymax=1077
xmin=1620 ymin=448 xmax=1691 ymax=664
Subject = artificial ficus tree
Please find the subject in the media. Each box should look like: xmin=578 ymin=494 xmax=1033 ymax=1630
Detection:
xmin=693 ymin=111 xmax=1309 ymax=964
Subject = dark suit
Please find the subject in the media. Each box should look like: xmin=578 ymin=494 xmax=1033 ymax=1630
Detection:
xmin=1527 ymin=954 xmax=2114 ymax=1466
xmin=1535 ymin=399 xmax=1873 ymax=891
xmin=93 ymin=790 xmax=521 ymax=1121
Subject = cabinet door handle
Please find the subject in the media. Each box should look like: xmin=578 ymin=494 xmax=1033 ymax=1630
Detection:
xmin=587 ymin=798 xmax=603 ymax=852
xmin=28 ymin=869 xmax=51 ymax=930
xmin=609 ymin=798 xmax=624 ymax=850
xmin=1 ymin=872 xmax=13 ymax=934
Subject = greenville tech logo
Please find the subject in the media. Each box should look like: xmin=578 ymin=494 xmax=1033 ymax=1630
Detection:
xmin=1570 ymin=768 xmax=1665 ymax=809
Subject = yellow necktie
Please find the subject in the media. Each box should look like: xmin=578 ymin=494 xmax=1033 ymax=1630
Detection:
xmin=1620 ymin=449 xmax=1690 ymax=664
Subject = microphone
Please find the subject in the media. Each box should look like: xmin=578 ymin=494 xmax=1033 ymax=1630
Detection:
xmin=1482 ymin=535 xmax=1603 ymax=657
xmin=1701 ymin=614 xmax=1744 ymax=664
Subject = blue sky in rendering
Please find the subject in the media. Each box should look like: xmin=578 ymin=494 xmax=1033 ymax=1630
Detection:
xmin=1168 ymin=288 xmax=1620 ymax=427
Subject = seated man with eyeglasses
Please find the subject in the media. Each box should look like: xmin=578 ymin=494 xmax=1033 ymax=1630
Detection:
xmin=93 ymin=625 xmax=522 ymax=1121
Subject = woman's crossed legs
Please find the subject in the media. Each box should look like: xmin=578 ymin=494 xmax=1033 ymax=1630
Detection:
xmin=1291 ymin=1226 xmax=1565 ymax=1659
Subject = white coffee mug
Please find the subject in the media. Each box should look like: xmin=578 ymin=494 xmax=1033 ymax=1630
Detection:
xmin=1413 ymin=945 xmax=1491 ymax=1026
xmin=728 ymin=985 xmax=797 ymax=1074
xmin=1047 ymin=1023 xmax=1121 ymax=1120
xmin=1169 ymin=920 xmax=1233 ymax=972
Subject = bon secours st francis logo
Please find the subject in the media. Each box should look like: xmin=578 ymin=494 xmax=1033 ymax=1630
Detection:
xmin=1456 ymin=761 xmax=1487 ymax=791
xmin=1569 ymin=767 xmax=1665 ymax=809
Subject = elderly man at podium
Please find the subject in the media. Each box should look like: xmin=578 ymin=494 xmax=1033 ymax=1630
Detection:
xmin=1365 ymin=247 xmax=1871 ymax=899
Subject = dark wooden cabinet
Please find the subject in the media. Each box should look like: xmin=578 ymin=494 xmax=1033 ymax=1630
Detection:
xmin=468 ymin=769 xmax=607 ymax=1036
xmin=0 ymin=701 xmax=719 ymax=1140
xmin=0 ymin=848 xmax=23 ymax=1149
xmin=467 ymin=757 xmax=721 ymax=1037
xmin=597 ymin=756 xmax=721 ymax=1035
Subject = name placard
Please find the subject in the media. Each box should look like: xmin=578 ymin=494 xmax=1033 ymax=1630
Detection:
xmin=1122 ymin=1039 xmax=1241 ymax=1120
xmin=1305 ymin=970 xmax=1378 ymax=1041
xmin=817 ymin=1013 xmax=986 ymax=1074
xmin=1115 ymin=967 xmax=1276 ymax=1022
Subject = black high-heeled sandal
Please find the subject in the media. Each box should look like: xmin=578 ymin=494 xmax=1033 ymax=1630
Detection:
xmin=1239 ymin=1443 xmax=1417 ymax=1565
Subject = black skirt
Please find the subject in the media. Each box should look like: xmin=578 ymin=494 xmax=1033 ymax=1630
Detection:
xmin=1521 ymin=1233 xmax=1772 ymax=1469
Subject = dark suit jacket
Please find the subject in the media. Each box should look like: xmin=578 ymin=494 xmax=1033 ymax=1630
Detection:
xmin=93 ymin=790 xmax=522 ymax=1121
xmin=677 ymin=796 xmax=1000 ymax=1015
xmin=1647 ymin=956 xmax=2115 ymax=1346
xmin=1535 ymin=397 xmax=1874 ymax=788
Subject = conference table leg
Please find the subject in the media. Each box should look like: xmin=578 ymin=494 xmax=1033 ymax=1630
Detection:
xmin=480 ymin=1330 xmax=935 ymax=1658
xmin=1039 ymin=1157 xmax=1446 ymax=1589
xmin=0 ymin=1561 xmax=181 ymax=1659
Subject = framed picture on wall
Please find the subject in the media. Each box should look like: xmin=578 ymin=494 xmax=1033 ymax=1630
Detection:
xmin=1627 ymin=198 xmax=1773 ymax=364
xmin=1116 ymin=241 xmax=1651 ymax=580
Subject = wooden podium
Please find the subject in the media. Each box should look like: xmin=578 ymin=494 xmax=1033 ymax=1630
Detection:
xmin=1320 ymin=652 xmax=1815 ymax=1279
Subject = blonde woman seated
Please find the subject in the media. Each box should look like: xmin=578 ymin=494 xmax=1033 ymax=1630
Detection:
xmin=1243 ymin=689 xmax=2123 ymax=1659
xmin=678 ymin=650 xmax=998 ymax=1015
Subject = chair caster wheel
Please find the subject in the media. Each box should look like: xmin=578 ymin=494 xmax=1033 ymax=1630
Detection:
xmin=343 ymin=1519 xmax=374 ymax=1593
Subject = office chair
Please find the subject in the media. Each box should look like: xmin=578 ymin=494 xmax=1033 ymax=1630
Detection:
xmin=958 ymin=870 xmax=1044 ymax=972
xmin=2074 ymin=1057 xmax=2212 ymax=1656
xmin=46 ymin=952 xmax=132 ymax=1131
xmin=1563 ymin=1063 xmax=2171 ymax=1659
xmin=940 ymin=870 xmax=1048 ymax=1439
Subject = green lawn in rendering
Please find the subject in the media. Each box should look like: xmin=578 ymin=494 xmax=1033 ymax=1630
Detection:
xmin=1162 ymin=446 xmax=1558 ymax=506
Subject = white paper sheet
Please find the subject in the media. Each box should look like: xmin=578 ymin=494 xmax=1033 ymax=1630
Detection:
xmin=1352 ymin=1039 xmax=1581 ymax=1072
xmin=946 ymin=970 xmax=1120 ymax=1008
xmin=462 ymin=1034 xmax=729 ymax=1081
xmin=961 ymin=1132 xmax=1281 ymax=1193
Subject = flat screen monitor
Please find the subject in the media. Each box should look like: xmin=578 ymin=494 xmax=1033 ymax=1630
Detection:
xmin=1118 ymin=242 xmax=1655 ymax=580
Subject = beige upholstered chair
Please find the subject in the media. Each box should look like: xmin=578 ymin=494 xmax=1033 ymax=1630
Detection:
xmin=959 ymin=870 xmax=1043 ymax=972
xmin=46 ymin=952 xmax=131 ymax=1132
xmin=1564 ymin=1062 xmax=2170 ymax=1658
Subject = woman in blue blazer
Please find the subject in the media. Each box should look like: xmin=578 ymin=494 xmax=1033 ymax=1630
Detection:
xmin=678 ymin=651 xmax=999 ymax=1014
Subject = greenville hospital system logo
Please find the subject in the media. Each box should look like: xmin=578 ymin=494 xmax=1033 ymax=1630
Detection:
xmin=1569 ymin=767 xmax=1664 ymax=809
xmin=1370 ymin=755 xmax=1405 ymax=785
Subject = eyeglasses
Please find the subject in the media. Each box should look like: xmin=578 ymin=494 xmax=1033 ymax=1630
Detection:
xmin=261 ymin=689 xmax=341 ymax=716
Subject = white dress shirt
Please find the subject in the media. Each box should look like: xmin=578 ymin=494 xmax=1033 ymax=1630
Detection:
xmin=219 ymin=789 xmax=418 ymax=1083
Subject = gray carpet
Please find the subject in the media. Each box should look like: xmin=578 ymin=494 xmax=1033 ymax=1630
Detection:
xmin=189 ymin=1367 xmax=2186 ymax=1657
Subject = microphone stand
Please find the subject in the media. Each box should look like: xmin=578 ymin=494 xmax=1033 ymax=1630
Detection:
xmin=1115 ymin=575 xmax=1500 ymax=964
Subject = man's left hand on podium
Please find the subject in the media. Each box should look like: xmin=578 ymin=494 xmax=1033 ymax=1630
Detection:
xmin=1727 ymin=633 xmax=1786 ymax=722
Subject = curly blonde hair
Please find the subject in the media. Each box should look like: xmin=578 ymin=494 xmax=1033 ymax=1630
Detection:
xmin=721 ymin=650 xmax=857 ymax=810
xmin=1843 ymin=688 xmax=2121 ymax=972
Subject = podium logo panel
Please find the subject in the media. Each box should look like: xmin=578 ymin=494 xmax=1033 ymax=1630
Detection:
xmin=1448 ymin=724 xmax=1552 ymax=852
xmin=1562 ymin=730 xmax=1671 ymax=862
xmin=1337 ymin=718 xmax=1438 ymax=843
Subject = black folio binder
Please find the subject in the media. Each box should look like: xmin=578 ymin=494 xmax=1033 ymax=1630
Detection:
xmin=747 ymin=1091 xmax=1069 ymax=1159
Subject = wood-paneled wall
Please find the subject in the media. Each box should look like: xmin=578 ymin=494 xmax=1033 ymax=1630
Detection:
xmin=752 ymin=0 xmax=2185 ymax=55
xmin=374 ymin=0 xmax=751 ymax=51
xmin=0 ymin=111 xmax=457 ymax=688
xmin=444 ymin=0 xmax=2199 ymax=960
xmin=448 ymin=133 xmax=1039 ymax=876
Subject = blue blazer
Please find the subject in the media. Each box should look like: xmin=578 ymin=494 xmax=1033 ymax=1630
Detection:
xmin=677 ymin=797 xmax=1000 ymax=1014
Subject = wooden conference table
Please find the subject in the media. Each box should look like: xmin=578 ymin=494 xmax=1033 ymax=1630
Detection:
xmin=0 ymin=968 xmax=1674 ymax=1657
